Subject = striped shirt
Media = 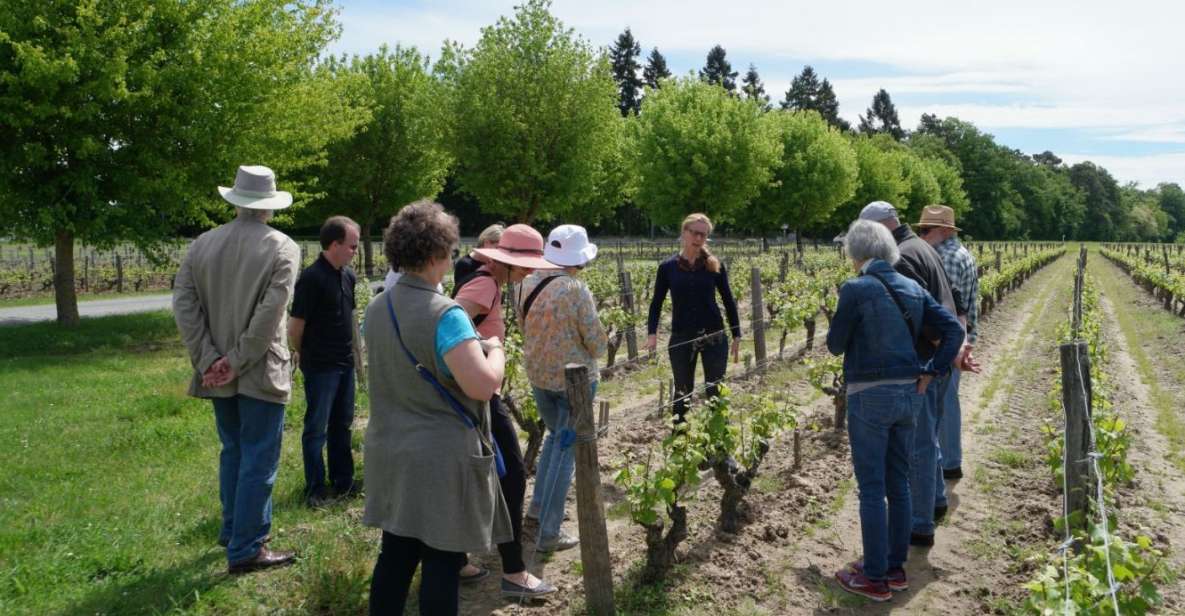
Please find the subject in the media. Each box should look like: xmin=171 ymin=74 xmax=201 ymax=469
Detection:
xmin=935 ymin=238 xmax=979 ymax=344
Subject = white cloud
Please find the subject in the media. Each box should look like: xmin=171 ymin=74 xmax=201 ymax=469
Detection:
xmin=1060 ymin=152 xmax=1185 ymax=188
xmin=1101 ymin=127 xmax=1185 ymax=144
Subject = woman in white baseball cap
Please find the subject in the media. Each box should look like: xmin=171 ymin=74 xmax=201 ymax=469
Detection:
xmin=517 ymin=225 xmax=606 ymax=554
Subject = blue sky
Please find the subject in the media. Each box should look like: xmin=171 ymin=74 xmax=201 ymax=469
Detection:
xmin=329 ymin=0 xmax=1185 ymax=188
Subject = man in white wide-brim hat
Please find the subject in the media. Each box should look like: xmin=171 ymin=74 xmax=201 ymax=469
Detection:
xmin=173 ymin=165 xmax=300 ymax=574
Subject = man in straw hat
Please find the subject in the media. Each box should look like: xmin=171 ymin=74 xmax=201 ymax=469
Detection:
xmin=916 ymin=205 xmax=981 ymax=484
xmin=173 ymin=165 xmax=300 ymax=574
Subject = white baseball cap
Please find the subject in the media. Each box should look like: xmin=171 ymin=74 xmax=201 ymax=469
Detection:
xmin=544 ymin=225 xmax=598 ymax=267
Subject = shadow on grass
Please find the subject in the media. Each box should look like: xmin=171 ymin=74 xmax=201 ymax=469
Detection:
xmin=0 ymin=311 xmax=179 ymax=358
xmin=65 ymin=550 xmax=228 ymax=616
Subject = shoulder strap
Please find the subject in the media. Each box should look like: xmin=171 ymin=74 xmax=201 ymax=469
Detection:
xmin=864 ymin=271 xmax=918 ymax=342
xmin=522 ymin=274 xmax=566 ymax=321
xmin=384 ymin=293 xmax=506 ymax=477
xmin=451 ymin=269 xmax=495 ymax=325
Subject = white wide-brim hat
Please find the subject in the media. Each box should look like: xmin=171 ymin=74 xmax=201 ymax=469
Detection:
xmin=218 ymin=165 xmax=293 ymax=210
xmin=544 ymin=224 xmax=597 ymax=267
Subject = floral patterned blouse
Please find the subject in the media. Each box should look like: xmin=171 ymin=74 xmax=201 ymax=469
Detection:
xmin=518 ymin=270 xmax=608 ymax=392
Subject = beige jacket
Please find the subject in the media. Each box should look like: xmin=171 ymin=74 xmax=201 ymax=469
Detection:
xmin=173 ymin=216 xmax=300 ymax=404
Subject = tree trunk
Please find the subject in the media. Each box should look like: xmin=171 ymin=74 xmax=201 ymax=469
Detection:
xmin=54 ymin=230 xmax=80 ymax=327
xmin=362 ymin=222 xmax=375 ymax=278
xmin=713 ymin=441 xmax=766 ymax=533
xmin=642 ymin=504 xmax=688 ymax=583
xmin=795 ymin=227 xmax=803 ymax=254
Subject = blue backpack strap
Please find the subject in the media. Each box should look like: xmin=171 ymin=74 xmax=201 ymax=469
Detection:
xmin=385 ymin=292 xmax=505 ymax=476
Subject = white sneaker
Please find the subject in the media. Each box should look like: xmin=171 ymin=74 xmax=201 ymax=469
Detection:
xmin=537 ymin=531 xmax=579 ymax=553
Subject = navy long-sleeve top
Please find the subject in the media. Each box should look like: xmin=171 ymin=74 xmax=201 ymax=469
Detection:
xmin=647 ymin=255 xmax=742 ymax=338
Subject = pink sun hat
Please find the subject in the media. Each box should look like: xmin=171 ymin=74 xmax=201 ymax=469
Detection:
xmin=473 ymin=224 xmax=558 ymax=270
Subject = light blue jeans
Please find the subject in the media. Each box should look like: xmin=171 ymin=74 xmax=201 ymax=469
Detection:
xmin=529 ymin=381 xmax=597 ymax=543
xmin=847 ymin=382 xmax=921 ymax=580
xmin=911 ymin=373 xmax=950 ymax=535
xmin=212 ymin=395 xmax=286 ymax=564
xmin=939 ymin=368 xmax=962 ymax=471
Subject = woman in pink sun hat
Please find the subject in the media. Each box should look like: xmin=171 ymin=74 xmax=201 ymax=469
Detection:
xmin=452 ymin=223 xmax=559 ymax=599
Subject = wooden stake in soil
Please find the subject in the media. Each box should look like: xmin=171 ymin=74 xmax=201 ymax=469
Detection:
xmin=750 ymin=266 xmax=766 ymax=371
xmin=564 ymin=364 xmax=615 ymax=616
xmin=1059 ymin=341 xmax=1093 ymax=536
xmin=620 ymin=271 xmax=638 ymax=361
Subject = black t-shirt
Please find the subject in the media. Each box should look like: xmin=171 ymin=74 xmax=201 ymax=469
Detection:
xmin=291 ymin=254 xmax=356 ymax=371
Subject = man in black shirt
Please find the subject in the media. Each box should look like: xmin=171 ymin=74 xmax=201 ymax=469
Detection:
xmin=859 ymin=201 xmax=964 ymax=548
xmin=289 ymin=216 xmax=360 ymax=507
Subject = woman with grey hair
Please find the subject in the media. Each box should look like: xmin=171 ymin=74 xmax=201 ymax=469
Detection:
xmin=825 ymin=219 xmax=963 ymax=602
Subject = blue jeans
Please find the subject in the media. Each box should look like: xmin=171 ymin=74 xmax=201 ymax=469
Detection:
xmin=939 ymin=368 xmax=962 ymax=471
xmin=212 ymin=395 xmax=286 ymax=564
xmin=847 ymin=383 xmax=920 ymax=581
xmin=301 ymin=367 xmax=356 ymax=496
xmin=911 ymin=373 xmax=950 ymax=534
xmin=529 ymin=381 xmax=597 ymax=543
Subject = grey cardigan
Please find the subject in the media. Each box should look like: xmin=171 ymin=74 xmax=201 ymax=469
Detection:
xmin=362 ymin=274 xmax=512 ymax=553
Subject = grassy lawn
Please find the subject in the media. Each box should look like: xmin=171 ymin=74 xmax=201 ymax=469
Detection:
xmin=0 ymin=312 xmax=376 ymax=615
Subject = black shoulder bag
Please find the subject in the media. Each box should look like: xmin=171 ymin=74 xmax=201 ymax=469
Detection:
xmin=521 ymin=274 xmax=566 ymax=321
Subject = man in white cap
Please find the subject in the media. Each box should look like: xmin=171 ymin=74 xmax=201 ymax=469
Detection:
xmin=857 ymin=200 xmax=963 ymax=548
xmin=173 ymin=165 xmax=300 ymax=574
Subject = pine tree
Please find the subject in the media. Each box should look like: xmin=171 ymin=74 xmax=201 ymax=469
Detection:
xmin=816 ymin=79 xmax=849 ymax=130
xmin=699 ymin=45 xmax=737 ymax=92
xmin=643 ymin=47 xmax=671 ymax=90
xmin=741 ymin=64 xmax=770 ymax=110
xmin=781 ymin=65 xmax=820 ymax=110
xmin=609 ymin=27 xmax=643 ymax=116
xmin=858 ymin=88 xmax=905 ymax=140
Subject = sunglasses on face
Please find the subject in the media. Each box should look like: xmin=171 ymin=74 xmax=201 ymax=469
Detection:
xmin=685 ymin=229 xmax=708 ymax=240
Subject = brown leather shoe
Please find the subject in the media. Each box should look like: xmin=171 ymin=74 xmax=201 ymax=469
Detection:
xmin=227 ymin=547 xmax=295 ymax=574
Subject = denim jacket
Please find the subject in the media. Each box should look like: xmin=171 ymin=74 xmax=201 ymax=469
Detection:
xmin=826 ymin=259 xmax=964 ymax=384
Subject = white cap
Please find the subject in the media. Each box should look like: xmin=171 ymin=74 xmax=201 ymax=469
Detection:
xmin=858 ymin=201 xmax=898 ymax=222
xmin=543 ymin=225 xmax=598 ymax=267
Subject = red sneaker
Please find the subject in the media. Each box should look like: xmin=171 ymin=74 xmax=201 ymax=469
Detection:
xmin=835 ymin=568 xmax=892 ymax=602
xmin=847 ymin=561 xmax=909 ymax=591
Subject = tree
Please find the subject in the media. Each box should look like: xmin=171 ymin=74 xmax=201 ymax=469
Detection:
xmin=631 ymin=77 xmax=780 ymax=226
xmin=829 ymin=134 xmax=909 ymax=229
xmin=1033 ymin=150 xmax=1063 ymax=167
xmin=816 ymin=79 xmax=850 ymax=131
xmin=313 ymin=46 xmax=452 ymax=276
xmin=741 ymin=64 xmax=770 ymax=110
xmin=643 ymin=47 xmax=672 ymax=89
xmin=0 ymin=0 xmax=360 ymax=325
xmin=858 ymin=89 xmax=905 ymax=140
xmin=781 ymin=65 xmax=820 ymax=111
xmin=699 ymin=45 xmax=738 ymax=92
xmin=439 ymin=0 xmax=622 ymax=224
xmin=753 ymin=111 xmax=858 ymax=248
xmin=1157 ymin=183 xmax=1185 ymax=238
xmin=1069 ymin=162 xmax=1123 ymax=241
xmin=609 ymin=28 xmax=643 ymax=116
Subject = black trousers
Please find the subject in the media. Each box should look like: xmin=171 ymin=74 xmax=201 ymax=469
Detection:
xmin=669 ymin=330 xmax=729 ymax=421
xmin=459 ymin=395 xmax=528 ymax=574
xmin=369 ymin=532 xmax=465 ymax=616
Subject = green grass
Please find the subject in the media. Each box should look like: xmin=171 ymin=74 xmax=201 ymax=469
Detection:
xmin=989 ymin=448 xmax=1033 ymax=469
xmin=1093 ymin=255 xmax=1185 ymax=472
xmin=0 ymin=312 xmax=375 ymax=614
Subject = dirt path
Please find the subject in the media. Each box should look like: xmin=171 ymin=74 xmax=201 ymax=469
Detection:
xmin=1090 ymin=254 xmax=1185 ymax=612
xmin=771 ymin=252 xmax=1074 ymax=614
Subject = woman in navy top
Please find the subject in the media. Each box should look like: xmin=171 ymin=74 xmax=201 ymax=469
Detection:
xmin=645 ymin=213 xmax=742 ymax=421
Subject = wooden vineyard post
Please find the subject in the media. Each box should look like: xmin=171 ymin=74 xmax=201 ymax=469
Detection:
xmin=750 ymin=266 xmax=767 ymax=372
xmin=620 ymin=271 xmax=638 ymax=361
xmin=995 ymin=249 xmax=1002 ymax=272
xmin=27 ymin=247 xmax=34 ymax=291
xmin=1059 ymin=341 xmax=1092 ymax=535
xmin=563 ymin=364 xmax=615 ymax=616
xmin=115 ymin=254 xmax=124 ymax=293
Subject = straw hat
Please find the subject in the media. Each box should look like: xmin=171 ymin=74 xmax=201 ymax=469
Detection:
xmin=915 ymin=205 xmax=961 ymax=231
xmin=217 ymin=165 xmax=293 ymax=210
xmin=474 ymin=224 xmax=557 ymax=270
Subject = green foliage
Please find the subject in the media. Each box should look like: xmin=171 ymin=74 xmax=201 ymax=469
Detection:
xmin=631 ymin=77 xmax=780 ymax=226
xmin=740 ymin=64 xmax=770 ymax=110
xmin=698 ymin=44 xmax=737 ymax=92
xmin=1024 ymin=528 xmax=1166 ymax=615
xmin=830 ymin=134 xmax=909 ymax=227
xmin=642 ymin=47 xmax=672 ymax=90
xmin=615 ymin=422 xmax=706 ymax=527
xmin=752 ymin=111 xmax=858 ymax=233
xmin=609 ymin=28 xmax=643 ymax=116
xmin=857 ymin=89 xmax=904 ymax=141
xmin=312 ymin=45 xmax=452 ymax=272
xmin=439 ymin=0 xmax=623 ymax=224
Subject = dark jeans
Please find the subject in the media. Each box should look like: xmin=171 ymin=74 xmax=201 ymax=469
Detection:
xmin=668 ymin=330 xmax=729 ymax=421
xmin=212 ymin=395 xmax=286 ymax=564
xmin=847 ymin=383 xmax=921 ymax=581
xmin=301 ymin=366 xmax=356 ymax=496
xmin=910 ymin=373 xmax=950 ymax=535
xmin=465 ymin=395 xmax=527 ymax=574
xmin=370 ymin=531 xmax=465 ymax=616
